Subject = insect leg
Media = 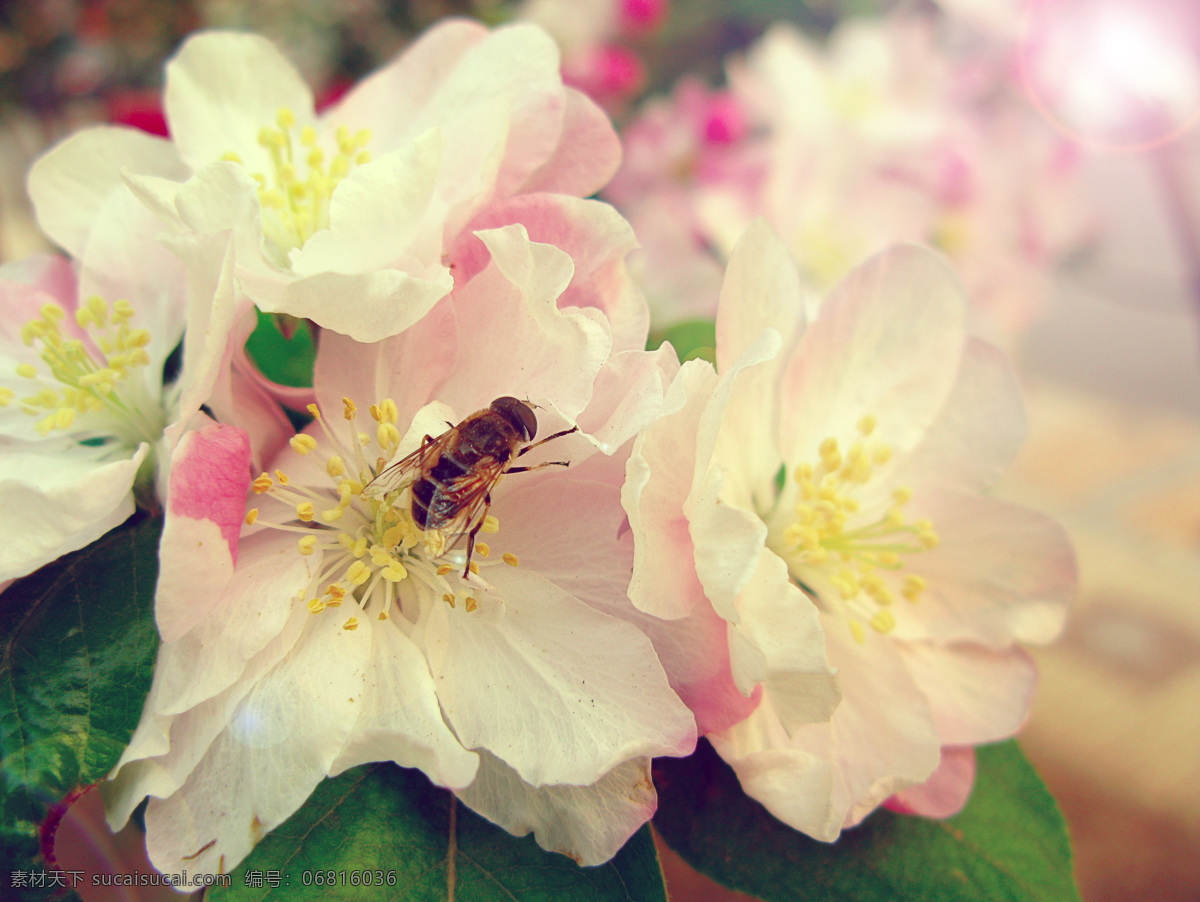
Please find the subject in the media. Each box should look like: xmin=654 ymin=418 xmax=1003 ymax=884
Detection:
xmin=463 ymin=491 xmax=491 ymax=579
xmin=506 ymin=460 xmax=570 ymax=474
xmin=515 ymin=425 xmax=579 ymax=457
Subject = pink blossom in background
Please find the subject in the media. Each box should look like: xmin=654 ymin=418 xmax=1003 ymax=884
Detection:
xmin=623 ymin=220 xmax=1075 ymax=839
xmin=518 ymin=0 xmax=669 ymax=111
xmin=607 ymin=13 xmax=1093 ymax=343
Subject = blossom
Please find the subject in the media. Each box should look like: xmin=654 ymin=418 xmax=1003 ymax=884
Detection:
xmin=607 ymin=16 xmax=1092 ymax=342
xmin=103 ymin=223 xmax=695 ymax=874
xmin=623 ymin=220 xmax=1075 ymax=839
xmin=517 ymin=0 xmax=668 ymax=110
xmin=29 ymin=21 xmax=622 ymax=343
xmin=0 ymin=170 xmax=278 ymax=583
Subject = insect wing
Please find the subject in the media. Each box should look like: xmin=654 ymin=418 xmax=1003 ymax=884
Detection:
xmin=423 ymin=460 xmax=506 ymax=548
xmin=362 ymin=432 xmax=447 ymax=500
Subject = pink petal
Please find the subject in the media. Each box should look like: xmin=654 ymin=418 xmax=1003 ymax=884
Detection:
xmin=453 ymin=193 xmax=648 ymax=352
xmin=518 ymin=87 xmax=621 ymax=199
xmin=157 ymin=421 xmax=252 ymax=643
xmin=900 ymin=642 xmax=1038 ymax=746
xmin=884 ymin=746 xmax=976 ymax=819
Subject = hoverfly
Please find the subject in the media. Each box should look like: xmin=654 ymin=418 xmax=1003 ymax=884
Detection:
xmin=365 ymin=397 xmax=578 ymax=578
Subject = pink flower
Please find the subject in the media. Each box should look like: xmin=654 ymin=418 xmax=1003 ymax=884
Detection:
xmin=623 ymin=220 xmax=1075 ymax=839
xmin=104 ymin=224 xmax=694 ymax=874
xmin=28 ymin=22 xmax=621 ymax=343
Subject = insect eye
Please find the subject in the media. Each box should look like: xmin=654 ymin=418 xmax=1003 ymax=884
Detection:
xmin=491 ymin=396 xmax=538 ymax=441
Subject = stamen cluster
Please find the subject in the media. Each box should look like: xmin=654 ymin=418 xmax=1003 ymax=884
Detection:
xmin=777 ymin=414 xmax=939 ymax=643
xmin=5 ymin=298 xmax=159 ymax=442
xmin=223 ymin=107 xmax=373 ymax=256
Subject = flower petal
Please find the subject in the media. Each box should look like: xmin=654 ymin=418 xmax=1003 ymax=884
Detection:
xmin=290 ymin=128 xmax=446 ymax=278
xmin=624 ymin=359 xmax=717 ymax=620
xmin=0 ymin=440 xmax=145 ymax=582
xmin=891 ymin=338 xmax=1028 ymax=492
xmin=456 ymin=751 xmax=657 ymax=867
xmin=899 ymin=642 xmax=1037 ymax=746
xmin=434 ymin=224 xmax=611 ymax=422
xmin=164 ymin=31 xmax=315 ymax=173
xmin=453 ymin=193 xmax=649 ymax=352
xmin=884 ymin=746 xmax=976 ymax=819
xmin=900 ymin=488 xmax=1076 ymax=646
xmin=27 ymin=126 xmax=185 ymax=258
xmin=329 ymin=618 xmax=479 ymax=791
xmin=418 ymin=565 xmax=695 ymax=788
xmin=725 ymin=547 xmax=839 ymax=734
xmin=139 ymin=608 xmax=369 ymax=877
xmin=778 ymin=244 xmax=967 ymax=464
xmin=156 ymin=421 xmax=252 ymax=643
xmin=715 ymin=219 xmax=807 ymax=374
xmin=518 ymin=87 xmax=621 ymax=199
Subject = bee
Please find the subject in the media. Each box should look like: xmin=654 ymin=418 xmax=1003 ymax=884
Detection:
xmin=365 ymin=397 xmax=578 ymax=578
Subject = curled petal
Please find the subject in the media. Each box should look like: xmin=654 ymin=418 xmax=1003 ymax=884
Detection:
xmin=457 ymin=752 xmax=658 ymax=867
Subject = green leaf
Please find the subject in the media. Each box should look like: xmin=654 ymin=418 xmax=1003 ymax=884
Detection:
xmin=0 ymin=515 xmax=161 ymax=890
xmin=653 ymin=739 xmax=1079 ymax=902
xmin=210 ymin=763 xmax=668 ymax=902
xmin=649 ymin=319 xmax=716 ymax=365
xmin=244 ymin=310 xmax=316 ymax=388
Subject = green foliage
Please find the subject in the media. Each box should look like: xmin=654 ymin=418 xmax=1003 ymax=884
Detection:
xmin=0 ymin=516 xmax=162 ymax=897
xmin=244 ymin=311 xmax=317 ymax=389
xmin=211 ymin=763 xmax=668 ymax=902
xmin=653 ymin=739 xmax=1080 ymax=902
xmin=649 ymin=318 xmax=717 ymax=365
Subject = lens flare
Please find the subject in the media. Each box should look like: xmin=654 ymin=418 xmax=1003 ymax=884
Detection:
xmin=1020 ymin=0 xmax=1200 ymax=151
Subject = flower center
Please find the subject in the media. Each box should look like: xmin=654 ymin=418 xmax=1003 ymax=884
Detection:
xmin=4 ymin=297 xmax=164 ymax=448
xmin=246 ymin=398 xmax=513 ymax=631
xmin=223 ymin=108 xmax=373 ymax=262
xmin=771 ymin=414 xmax=939 ymax=644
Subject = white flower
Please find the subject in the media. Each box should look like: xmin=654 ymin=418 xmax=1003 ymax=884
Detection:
xmin=103 ymin=224 xmax=694 ymax=873
xmin=624 ymin=221 xmax=1074 ymax=838
xmin=30 ymin=22 xmax=622 ymax=343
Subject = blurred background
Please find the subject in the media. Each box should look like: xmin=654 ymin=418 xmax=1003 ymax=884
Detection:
xmin=4 ymin=1 xmax=1197 ymax=900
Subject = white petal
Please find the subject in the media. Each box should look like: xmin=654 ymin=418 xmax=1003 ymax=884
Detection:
xmin=154 ymin=531 xmax=311 ymax=715
xmin=457 ymin=751 xmax=657 ymax=867
xmin=330 ymin=618 xmax=479 ymax=791
xmin=899 ymin=642 xmax=1037 ymax=746
xmin=725 ymin=547 xmax=839 ymax=734
xmin=623 ymin=359 xmax=717 ymax=620
xmin=687 ymin=329 xmax=782 ymax=621
xmin=141 ymin=607 xmax=370 ymax=877
xmin=104 ymin=589 xmax=312 ymax=830
xmin=716 ymin=219 xmax=807 ymax=374
xmin=164 ymin=31 xmax=315 ymax=173
xmin=159 ymin=231 xmax=239 ymax=452
xmin=27 ymin=126 xmax=185 ymax=258
xmin=778 ymin=244 xmax=967 ymax=463
xmin=710 ymin=699 xmax=843 ymax=842
xmin=890 ymin=338 xmax=1027 ymax=492
xmin=247 ymin=266 xmax=455 ymax=344
xmin=898 ymin=488 xmax=1076 ymax=646
xmin=418 ymin=566 xmax=695 ymax=788
xmin=291 ymin=128 xmax=445 ymax=276
xmin=0 ymin=441 xmax=145 ymax=582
